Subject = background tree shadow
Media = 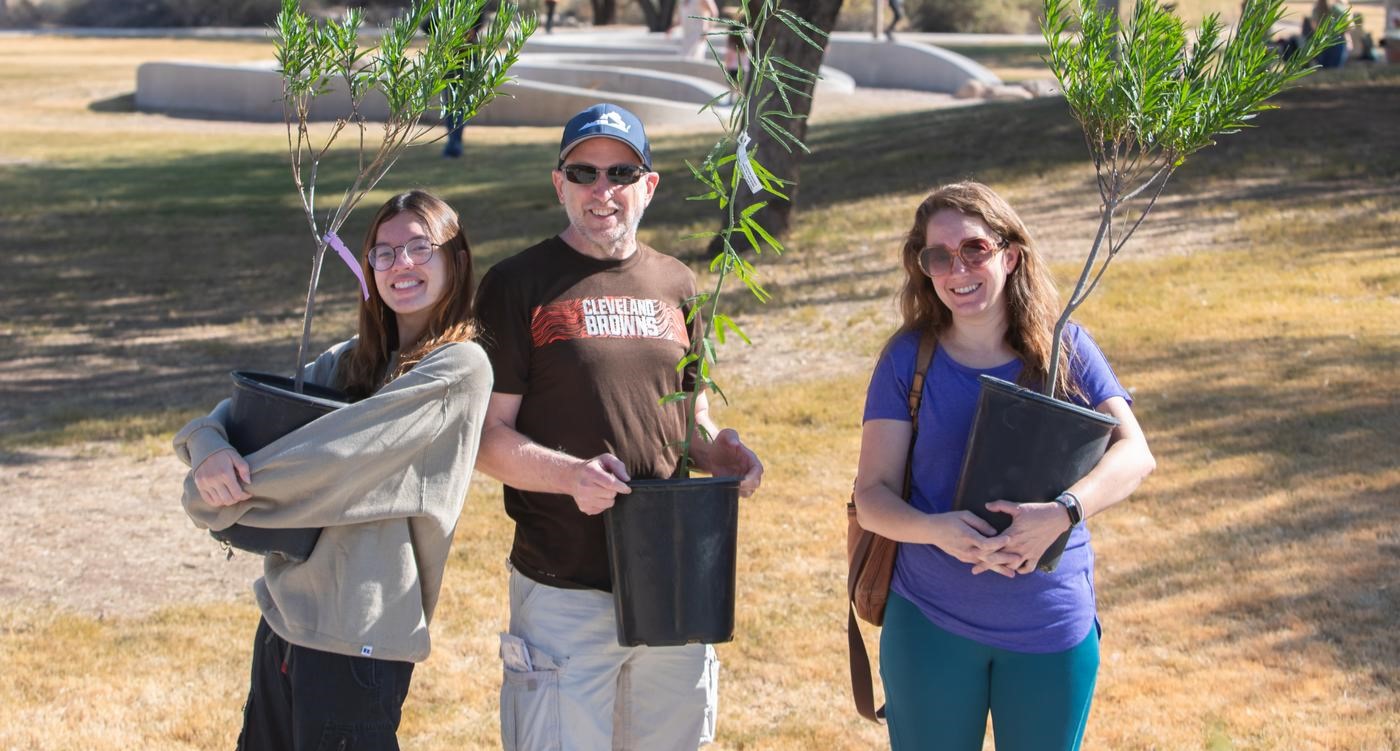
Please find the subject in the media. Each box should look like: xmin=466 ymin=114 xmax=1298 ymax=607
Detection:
xmin=4 ymin=70 xmax=1397 ymax=461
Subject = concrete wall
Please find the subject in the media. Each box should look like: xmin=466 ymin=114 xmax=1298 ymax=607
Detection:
xmin=134 ymin=33 xmax=980 ymax=125
xmin=137 ymin=61 xmax=294 ymax=122
xmin=512 ymin=60 xmax=729 ymax=105
xmin=823 ymin=37 xmax=1000 ymax=92
xmin=523 ymin=31 xmax=993 ymax=93
xmin=473 ymin=80 xmax=724 ymax=128
xmin=523 ymin=54 xmax=856 ymax=95
xmin=135 ymin=60 xmax=728 ymax=128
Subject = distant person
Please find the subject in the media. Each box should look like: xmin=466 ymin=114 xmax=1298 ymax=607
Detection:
xmin=1347 ymin=12 xmax=1377 ymax=62
xmin=544 ymin=0 xmax=558 ymax=33
xmin=853 ymin=182 xmax=1155 ymax=751
xmin=174 ymin=190 xmax=491 ymax=750
xmin=424 ymin=4 xmax=495 ymax=157
xmin=679 ymin=0 xmax=719 ymax=60
xmin=886 ymin=0 xmax=905 ymax=41
xmin=1311 ymin=0 xmax=1350 ymax=67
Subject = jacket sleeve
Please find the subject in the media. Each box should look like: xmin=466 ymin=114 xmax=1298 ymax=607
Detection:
xmin=181 ymin=342 xmax=490 ymax=531
xmin=171 ymin=342 xmax=350 ymax=470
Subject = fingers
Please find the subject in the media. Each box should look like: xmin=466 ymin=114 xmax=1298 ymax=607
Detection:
xmin=572 ymin=454 xmax=631 ymax=516
xmin=971 ymin=561 xmax=1019 ymax=578
xmin=589 ymin=454 xmax=632 ymax=491
xmin=574 ymin=495 xmax=616 ymax=515
xmin=737 ymin=447 xmax=763 ymax=498
xmin=234 ymin=455 xmax=252 ymax=484
xmin=969 ymin=543 xmax=1022 ymax=578
xmin=983 ymin=500 xmax=1020 ymax=517
xmin=193 ymin=449 xmax=251 ymax=507
xmin=960 ymin=512 xmax=1000 ymax=538
xmin=715 ymin=429 xmax=763 ymax=497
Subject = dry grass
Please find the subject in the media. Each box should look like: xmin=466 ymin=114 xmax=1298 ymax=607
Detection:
xmin=2 ymin=34 xmax=1397 ymax=751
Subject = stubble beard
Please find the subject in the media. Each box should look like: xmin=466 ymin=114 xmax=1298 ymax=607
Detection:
xmin=566 ymin=202 xmax=648 ymax=257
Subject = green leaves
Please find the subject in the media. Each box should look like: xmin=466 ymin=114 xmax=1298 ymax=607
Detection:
xmin=274 ymin=0 xmax=534 ymax=380
xmin=670 ymin=0 xmax=822 ymax=474
xmin=1045 ymin=0 xmax=1349 ymax=168
xmin=275 ymin=0 xmax=533 ymax=144
xmin=1039 ymin=0 xmax=1349 ymax=396
xmin=773 ymin=9 xmax=827 ymax=51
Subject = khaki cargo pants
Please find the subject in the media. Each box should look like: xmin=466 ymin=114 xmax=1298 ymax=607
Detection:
xmin=500 ymin=566 xmax=720 ymax=751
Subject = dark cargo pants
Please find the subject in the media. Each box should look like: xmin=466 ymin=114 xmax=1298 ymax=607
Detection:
xmin=236 ymin=617 xmax=415 ymax=751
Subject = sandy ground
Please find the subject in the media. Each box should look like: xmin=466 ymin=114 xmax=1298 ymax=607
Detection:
xmin=0 ymin=445 xmax=265 ymax=618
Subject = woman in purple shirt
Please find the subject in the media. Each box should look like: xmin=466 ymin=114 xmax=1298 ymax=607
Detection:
xmin=853 ymin=182 xmax=1155 ymax=751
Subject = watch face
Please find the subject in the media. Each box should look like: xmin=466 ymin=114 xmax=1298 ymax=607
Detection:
xmin=1058 ymin=494 xmax=1081 ymax=526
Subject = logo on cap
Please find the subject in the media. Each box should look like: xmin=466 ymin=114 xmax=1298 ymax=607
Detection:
xmin=583 ymin=111 xmax=631 ymax=133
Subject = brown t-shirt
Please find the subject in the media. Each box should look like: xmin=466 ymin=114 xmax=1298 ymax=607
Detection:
xmin=476 ymin=236 xmax=699 ymax=591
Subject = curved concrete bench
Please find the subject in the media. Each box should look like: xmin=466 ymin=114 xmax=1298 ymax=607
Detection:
xmin=134 ymin=59 xmax=731 ymax=127
xmin=513 ymin=60 xmax=729 ymax=105
xmin=527 ymin=30 xmax=996 ymax=93
xmin=822 ymin=36 xmax=999 ymax=93
xmin=523 ymin=54 xmax=856 ymax=95
xmin=475 ymin=79 xmax=726 ymax=127
xmin=134 ymin=31 xmax=984 ymax=125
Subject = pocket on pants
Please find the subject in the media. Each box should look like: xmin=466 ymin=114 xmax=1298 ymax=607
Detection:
xmin=700 ymin=645 xmax=721 ymax=745
xmin=500 ymin=647 xmax=563 ymax=751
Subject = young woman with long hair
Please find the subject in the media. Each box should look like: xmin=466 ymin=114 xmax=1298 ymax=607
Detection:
xmin=173 ymin=190 xmax=492 ymax=751
xmin=853 ymin=182 xmax=1155 ymax=751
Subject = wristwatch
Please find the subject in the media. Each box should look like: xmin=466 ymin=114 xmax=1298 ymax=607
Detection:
xmin=1053 ymin=491 xmax=1083 ymax=528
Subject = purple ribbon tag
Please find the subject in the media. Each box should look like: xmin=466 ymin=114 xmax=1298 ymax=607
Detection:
xmin=325 ymin=231 xmax=369 ymax=301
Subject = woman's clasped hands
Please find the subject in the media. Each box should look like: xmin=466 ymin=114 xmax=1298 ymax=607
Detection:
xmin=938 ymin=501 xmax=1072 ymax=578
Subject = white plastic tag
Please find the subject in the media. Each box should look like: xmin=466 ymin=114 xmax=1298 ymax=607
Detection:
xmin=736 ymin=132 xmax=763 ymax=194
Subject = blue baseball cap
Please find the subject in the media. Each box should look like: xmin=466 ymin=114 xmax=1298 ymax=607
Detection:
xmin=557 ymin=103 xmax=652 ymax=170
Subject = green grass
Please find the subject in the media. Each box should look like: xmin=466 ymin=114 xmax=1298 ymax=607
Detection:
xmin=939 ymin=42 xmax=1054 ymax=82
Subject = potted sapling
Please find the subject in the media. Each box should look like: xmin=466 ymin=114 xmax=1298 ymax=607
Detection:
xmin=952 ymin=0 xmax=1350 ymax=571
xmin=600 ymin=0 xmax=828 ymax=646
xmin=215 ymin=0 xmax=532 ymax=560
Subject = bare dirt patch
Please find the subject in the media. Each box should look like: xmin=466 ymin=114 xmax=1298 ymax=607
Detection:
xmin=0 ymin=445 xmax=263 ymax=618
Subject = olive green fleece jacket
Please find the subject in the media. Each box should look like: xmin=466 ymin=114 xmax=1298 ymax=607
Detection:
xmin=173 ymin=339 xmax=491 ymax=663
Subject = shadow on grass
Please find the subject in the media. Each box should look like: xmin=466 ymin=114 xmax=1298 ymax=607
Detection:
xmin=88 ymin=92 xmax=136 ymax=113
xmin=1108 ymin=332 xmax=1400 ymax=680
xmin=3 ymin=72 xmax=1397 ymax=449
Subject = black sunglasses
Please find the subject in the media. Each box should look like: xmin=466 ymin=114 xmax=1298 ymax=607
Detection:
xmin=560 ymin=163 xmax=650 ymax=186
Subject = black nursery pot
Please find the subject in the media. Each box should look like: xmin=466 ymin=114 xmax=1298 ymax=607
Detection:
xmin=952 ymin=375 xmax=1119 ymax=572
xmin=209 ymin=370 xmax=349 ymax=562
xmin=603 ymin=476 xmax=741 ymax=647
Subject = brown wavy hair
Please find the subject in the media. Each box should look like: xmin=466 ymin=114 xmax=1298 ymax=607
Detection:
xmin=892 ymin=181 xmax=1078 ymax=400
xmin=337 ymin=190 xmax=477 ymax=400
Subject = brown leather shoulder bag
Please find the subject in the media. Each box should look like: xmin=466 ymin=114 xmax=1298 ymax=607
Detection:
xmin=846 ymin=329 xmax=936 ymax=723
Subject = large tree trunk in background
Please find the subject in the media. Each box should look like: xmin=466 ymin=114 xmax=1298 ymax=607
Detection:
xmin=637 ymin=0 xmax=681 ymax=32
xmin=591 ymin=0 xmax=617 ymax=25
xmin=728 ymin=0 xmax=843 ymax=239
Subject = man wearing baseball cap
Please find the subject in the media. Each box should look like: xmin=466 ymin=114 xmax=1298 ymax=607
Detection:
xmin=475 ymin=103 xmax=764 ymax=749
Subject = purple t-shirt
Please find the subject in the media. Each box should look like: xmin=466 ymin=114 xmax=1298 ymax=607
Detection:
xmin=862 ymin=324 xmax=1130 ymax=653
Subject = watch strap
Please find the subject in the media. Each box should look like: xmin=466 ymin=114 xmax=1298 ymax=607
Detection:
xmin=1055 ymin=491 xmax=1083 ymax=527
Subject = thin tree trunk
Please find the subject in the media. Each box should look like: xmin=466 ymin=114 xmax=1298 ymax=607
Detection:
xmin=591 ymin=0 xmax=617 ymax=25
xmin=730 ymin=0 xmax=843 ymax=239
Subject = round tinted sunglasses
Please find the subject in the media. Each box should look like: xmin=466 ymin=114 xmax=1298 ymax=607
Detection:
xmin=561 ymin=163 xmax=650 ymax=186
xmin=918 ymin=236 xmax=1010 ymax=277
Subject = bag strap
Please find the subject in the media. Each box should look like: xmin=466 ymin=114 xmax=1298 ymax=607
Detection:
xmin=850 ymin=329 xmax=937 ymax=723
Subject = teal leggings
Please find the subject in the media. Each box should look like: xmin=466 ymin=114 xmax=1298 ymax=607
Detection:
xmin=879 ymin=592 xmax=1100 ymax=751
